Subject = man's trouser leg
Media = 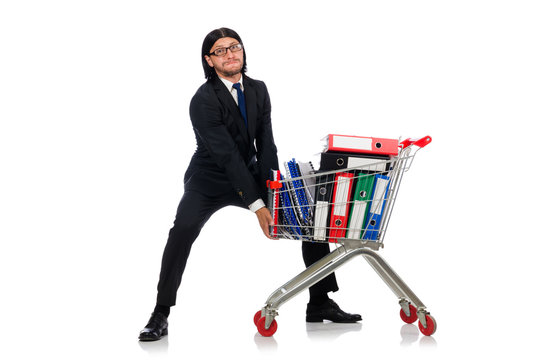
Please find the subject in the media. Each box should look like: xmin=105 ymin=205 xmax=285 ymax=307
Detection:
xmin=302 ymin=242 xmax=339 ymax=298
xmin=156 ymin=191 xmax=239 ymax=306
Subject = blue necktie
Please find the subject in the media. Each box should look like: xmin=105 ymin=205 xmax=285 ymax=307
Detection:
xmin=232 ymin=82 xmax=247 ymax=127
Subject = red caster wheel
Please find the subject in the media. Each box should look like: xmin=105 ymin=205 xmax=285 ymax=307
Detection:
xmin=418 ymin=314 xmax=437 ymax=336
xmin=256 ymin=316 xmax=278 ymax=337
xmin=254 ymin=310 xmax=263 ymax=326
xmin=400 ymin=304 xmax=418 ymax=324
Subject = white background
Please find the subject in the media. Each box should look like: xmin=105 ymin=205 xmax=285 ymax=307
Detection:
xmin=1 ymin=1 xmax=543 ymax=359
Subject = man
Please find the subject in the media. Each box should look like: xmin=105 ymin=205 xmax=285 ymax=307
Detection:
xmin=139 ymin=27 xmax=360 ymax=341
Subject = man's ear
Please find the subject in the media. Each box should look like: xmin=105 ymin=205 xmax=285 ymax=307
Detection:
xmin=204 ymin=55 xmax=214 ymax=68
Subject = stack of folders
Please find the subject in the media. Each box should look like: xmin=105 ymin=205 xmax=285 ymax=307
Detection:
xmin=269 ymin=135 xmax=397 ymax=243
xmin=315 ymin=134 xmax=398 ymax=243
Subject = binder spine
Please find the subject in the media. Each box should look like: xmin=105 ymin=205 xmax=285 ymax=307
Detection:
xmin=362 ymin=174 xmax=391 ymax=241
xmin=313 ymin=201 xmax=328 ymax=241
xmin=328 ymin=172 xmax=355 ymax=243
xmin=297 ymin=161 xmax=316 ymax=221
xmin=324 ymin=134 xmax=399 ymax=156
xmin=313 ymin=173 xmax=334 ymax=242
xmin=346 ymin=174 xmax=375 ymax=240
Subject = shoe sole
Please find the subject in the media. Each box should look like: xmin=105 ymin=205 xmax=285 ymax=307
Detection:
xmin=138 ymin=329 xmax=168 ymax=341
xmin=306 ymin=316 xmax=325 ymax=323
xmin=306 ymin=317 xmax=362 ymax=323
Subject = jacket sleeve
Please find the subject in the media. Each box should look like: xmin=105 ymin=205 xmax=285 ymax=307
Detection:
xmin=255 ymin=82 xmax=279 ymax=194
xmin=189 ymin=88 xmax=261 ymax=207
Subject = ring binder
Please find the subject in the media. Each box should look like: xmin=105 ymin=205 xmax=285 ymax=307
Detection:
xmin=328 ymin=172 xmax=355 ymax=243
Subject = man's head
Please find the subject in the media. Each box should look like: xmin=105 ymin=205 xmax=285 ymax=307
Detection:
xmin=201 ymin=27 xmax=247 ymax=80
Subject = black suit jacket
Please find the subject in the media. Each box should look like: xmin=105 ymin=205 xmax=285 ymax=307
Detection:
xmin=184 ymin=75 xmax=279 ymax=207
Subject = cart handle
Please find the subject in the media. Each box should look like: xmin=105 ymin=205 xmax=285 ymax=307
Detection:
xmin=400 ymin=135 xmax=432 ymax=149
xmin=267 ymin=180 xmax=282 ymax=189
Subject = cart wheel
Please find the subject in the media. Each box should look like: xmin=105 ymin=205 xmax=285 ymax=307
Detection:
xmin=254 ymin=310 xmax=263 ymax=326
xmin=256 ymin=316 xmax=278 ymax=337
xmin=418 ymin=314 xmax=437 ymax=336
xmin=400 ymin=304 xmax=418 ymax=324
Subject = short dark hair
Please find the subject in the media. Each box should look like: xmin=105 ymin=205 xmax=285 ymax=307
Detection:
xmin=201 ymin=27 xmax=247 ymax=80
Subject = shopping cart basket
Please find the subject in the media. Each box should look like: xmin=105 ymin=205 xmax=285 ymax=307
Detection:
xmin=253 ymin=135 xmax=436 ymax=337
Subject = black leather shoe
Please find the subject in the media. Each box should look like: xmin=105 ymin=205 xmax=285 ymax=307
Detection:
xmin=139 ymin=312 xmax=168 ymax=341
xmin=306 ymin=299 xmax=362 ymax=323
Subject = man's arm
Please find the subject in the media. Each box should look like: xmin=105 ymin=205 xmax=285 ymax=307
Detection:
xmin=254 ymin=82 xmax=279 ymax=190
xmin=252 ymin=81 xmax=279 ymax=239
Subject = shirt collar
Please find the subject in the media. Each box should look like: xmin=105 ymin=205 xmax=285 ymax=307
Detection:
xmin=219 ymin=75 xmax=244 ymax=91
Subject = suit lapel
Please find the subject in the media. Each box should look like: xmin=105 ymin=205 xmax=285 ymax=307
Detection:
xmin=212 ymin=77 xmax=250 ymax=144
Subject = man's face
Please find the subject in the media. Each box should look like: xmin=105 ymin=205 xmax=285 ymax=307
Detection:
xmin=204 ymin=37 xmax=244 ymax=79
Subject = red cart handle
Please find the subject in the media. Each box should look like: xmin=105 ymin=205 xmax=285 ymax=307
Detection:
xmin=400 ymin=135 xmax=432 ymax=149
xmin=267 ymin=180 xmax=282 ymax=189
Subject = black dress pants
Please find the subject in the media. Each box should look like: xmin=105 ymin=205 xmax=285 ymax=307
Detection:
xmin=302 ymin=241 xmax=339 ymax=298
xmin=156 ymin=190 xmax=338 ymax=307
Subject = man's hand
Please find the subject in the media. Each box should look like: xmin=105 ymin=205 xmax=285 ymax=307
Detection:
xmin=255 ymin=207 xmax=275 ymax=239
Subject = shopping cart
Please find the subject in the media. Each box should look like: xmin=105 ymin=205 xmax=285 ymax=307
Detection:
xmin=253 ymin=135 xmax=436 ymax=337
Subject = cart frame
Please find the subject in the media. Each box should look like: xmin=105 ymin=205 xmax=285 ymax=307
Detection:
xmin=254 ymin=135 xmax=436 ymax=337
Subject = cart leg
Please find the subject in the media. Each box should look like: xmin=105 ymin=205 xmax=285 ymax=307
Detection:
xmin=360 ymin=249 xmax=425 ymax=308
xmin=259 ymin=243 xmax=367 ymax=324
xmin=359 ymin=249 xmax=434 ymax=330
xmin=264 ymin=245 xmax=360 ymax=309
xmin=256 ymin=244 xmax=360 ymax=335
